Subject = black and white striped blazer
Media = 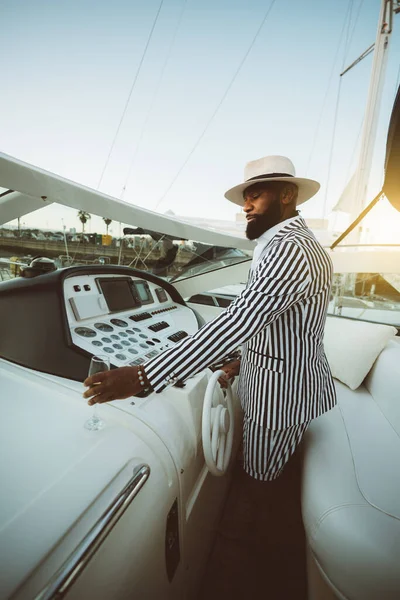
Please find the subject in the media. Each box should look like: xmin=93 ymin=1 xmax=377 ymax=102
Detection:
xmin=145 ymin=216 xmax=337 ymax=429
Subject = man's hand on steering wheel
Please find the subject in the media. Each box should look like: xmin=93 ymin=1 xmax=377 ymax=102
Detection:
xmin=217 ymin=359 xmax=241 ymax=389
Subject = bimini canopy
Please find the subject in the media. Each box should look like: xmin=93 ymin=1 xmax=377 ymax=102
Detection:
xmin=0 ymin=152 xmax=253 ymax=251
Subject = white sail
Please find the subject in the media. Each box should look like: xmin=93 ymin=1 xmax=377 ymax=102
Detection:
xmin=332 ymin=173 xmax=356 ymax=214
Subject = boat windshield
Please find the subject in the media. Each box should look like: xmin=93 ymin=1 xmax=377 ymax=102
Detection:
xmin=0 ymin=201 xmax=250 ymax=282
xmin=327 ymin=246 xmax=400 ymax=327
xmin=2 ymin=201 xmax=399 ymax=328
xmin=187 ymin=245 xmax=400 ymax=329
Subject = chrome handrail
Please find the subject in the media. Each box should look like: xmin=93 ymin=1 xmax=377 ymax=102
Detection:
xmin=35 ymin=464 xmax=151 ymax=600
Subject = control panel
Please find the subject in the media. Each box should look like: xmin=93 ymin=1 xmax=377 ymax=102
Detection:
xmin=0 ymin=265 xmax=198 ymax=381
xmin=64 ymin=274 xmax=198 ymax=367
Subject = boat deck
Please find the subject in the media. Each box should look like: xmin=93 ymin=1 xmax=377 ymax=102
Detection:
xmin=199 ymin=449 xmax=308 ymax=599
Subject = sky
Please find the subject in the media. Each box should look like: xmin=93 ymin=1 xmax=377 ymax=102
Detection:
xmin=1 ymin=0 xmax=400 ymax=239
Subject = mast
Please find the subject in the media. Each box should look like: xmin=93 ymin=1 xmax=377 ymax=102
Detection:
xmin=349 ymin=0 xmax=395 ymax=230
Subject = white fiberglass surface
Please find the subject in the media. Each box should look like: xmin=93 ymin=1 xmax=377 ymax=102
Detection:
xmin=0 ymin=360 xmax=178 ymax=599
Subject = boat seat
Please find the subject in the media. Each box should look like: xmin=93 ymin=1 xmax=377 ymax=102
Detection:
xmin=302 ymin=338 xmax=400 ymax=600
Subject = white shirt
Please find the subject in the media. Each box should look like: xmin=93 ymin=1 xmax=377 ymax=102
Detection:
xmin=251 ymin=216 xmax=300 ymax=270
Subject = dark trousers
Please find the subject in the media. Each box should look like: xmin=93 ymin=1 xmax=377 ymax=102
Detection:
xmin=199 ymin=445 xmax=308 ymax=599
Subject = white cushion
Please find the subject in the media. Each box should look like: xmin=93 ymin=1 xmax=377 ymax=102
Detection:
xmin=302 ymin=382 xmax=400 ymax=600
xmin=324 ymin=316 xmax=397 ymax=390
xmin=365 ymin=341 xmax=400 ymax=435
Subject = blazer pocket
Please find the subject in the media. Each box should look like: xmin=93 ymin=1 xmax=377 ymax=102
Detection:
xmin=247 ymin=350 xmax=284 ymax=374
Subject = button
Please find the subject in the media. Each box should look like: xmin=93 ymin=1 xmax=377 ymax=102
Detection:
xmin=73 ymin=285 xmax=81 ymax=292
xmin=84 ymin=284 xmax=91 ymax=291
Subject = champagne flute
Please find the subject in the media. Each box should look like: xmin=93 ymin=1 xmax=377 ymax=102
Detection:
xmin=84 ymin=355 xmax=110 ymax=431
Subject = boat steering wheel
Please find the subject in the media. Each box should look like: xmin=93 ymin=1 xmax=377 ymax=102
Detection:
xmin=202 ymin=370 xmax=235 ymax=476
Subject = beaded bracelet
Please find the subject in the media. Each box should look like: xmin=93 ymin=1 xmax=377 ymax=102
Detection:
xmin=137 ymin=366 xmax=150 ymax=393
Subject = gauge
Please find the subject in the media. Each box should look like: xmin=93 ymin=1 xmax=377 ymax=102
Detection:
xmin=75 ymin=327 xmax=96 ymax=338
xmin=103 ymin=347 xmax=114 ymax=353
xmin=92 ymin=341 xmax=103 ymax=347
xmin=115 ymin=353 xmax=127 ymax=361
xmin=129 ymin=348 xmax=138 ymax=355
xmin=94 ymin=322 xmax=114 ymax=332
xmin=101 ymin=337 xmax=112 ymax=343
xmin=110 ymin=318 xmax=128 ymax=328
xmin=110 ymin=334 xmax=120 ymax=340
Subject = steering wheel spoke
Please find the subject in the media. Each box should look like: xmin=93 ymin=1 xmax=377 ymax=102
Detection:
xmin=202 ymin=370 xmax=235 ymax=476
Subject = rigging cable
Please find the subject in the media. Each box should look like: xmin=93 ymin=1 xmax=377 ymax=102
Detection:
xmin=305 ymin=0 xmax=355 ymax=177
xmin=120 ymin=0 xmax=188 ymax=200
xmin=96 ymin=0 xmax=165 ymax=190
xmin=345 ymin=0 xmax=365 ymax=63
xmin=153 ymin=0 xmax=277 ymax=211
xmin=322 ymin=0 xmax=355 ymax=219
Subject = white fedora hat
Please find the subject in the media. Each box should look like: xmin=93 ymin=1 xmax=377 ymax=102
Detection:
xmin=224 ymin=155 xmax=320 ymax=207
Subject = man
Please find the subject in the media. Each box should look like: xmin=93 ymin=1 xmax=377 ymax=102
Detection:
xmin=84 ymin=155 xmax=336 ymax=482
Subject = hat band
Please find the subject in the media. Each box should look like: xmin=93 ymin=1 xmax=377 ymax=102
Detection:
xmin=246 ymin=172 xmax=294 ymax=182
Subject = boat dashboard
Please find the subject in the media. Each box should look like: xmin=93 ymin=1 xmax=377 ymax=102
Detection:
xmin=0 ymin=265 xmax=202 ymax=381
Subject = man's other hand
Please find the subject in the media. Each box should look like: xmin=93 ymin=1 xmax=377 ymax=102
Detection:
xmin=217 ymin=359 xmax=241 ymax=389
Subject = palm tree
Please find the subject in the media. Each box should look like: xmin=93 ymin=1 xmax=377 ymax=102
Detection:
xmin=77 ymin=211 xmax=91 ymax=234
xmin=103 ymin=217 xmax=112 ymax=235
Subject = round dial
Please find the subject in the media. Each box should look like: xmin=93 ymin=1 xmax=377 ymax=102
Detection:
xmin=75 ymin=327 xmax=96 ymax=338
xmin=110 ymin=318 xmax=128 ymax=328
xmin=94 ymin=322 xmax=113 ymax=332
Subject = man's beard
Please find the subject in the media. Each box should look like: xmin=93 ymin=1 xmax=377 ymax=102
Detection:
xmin=245 ymin=199 xmax=282 ymax=240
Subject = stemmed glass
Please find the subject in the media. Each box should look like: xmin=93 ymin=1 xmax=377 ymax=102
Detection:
xmin=84 ymin=355 xmax=110 ymax=431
